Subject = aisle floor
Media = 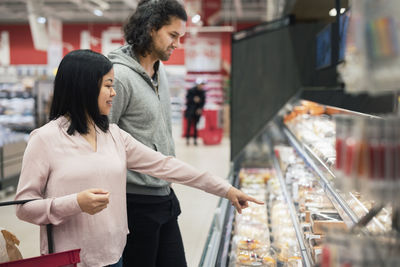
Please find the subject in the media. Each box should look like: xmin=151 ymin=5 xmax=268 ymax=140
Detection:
xmin=0 ymin=123 xmax=230 ymax=267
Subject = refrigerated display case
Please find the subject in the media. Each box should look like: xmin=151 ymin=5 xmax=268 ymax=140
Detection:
xmin=200 ymin=10 xmax=400 ymax=265
xmin=200 ymin=99 xmax=399 ymax=267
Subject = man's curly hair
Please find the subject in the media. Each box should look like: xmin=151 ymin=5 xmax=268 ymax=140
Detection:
xmin=124 ymin=0 xmax=187 ymax=57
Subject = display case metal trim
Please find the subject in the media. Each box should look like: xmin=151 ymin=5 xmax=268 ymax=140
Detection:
xmin=271 ymin=144 xmax=313 ymax=267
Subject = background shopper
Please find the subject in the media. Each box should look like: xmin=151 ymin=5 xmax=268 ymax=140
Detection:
xmin=185 ymin=79 xmax=206 ymax=145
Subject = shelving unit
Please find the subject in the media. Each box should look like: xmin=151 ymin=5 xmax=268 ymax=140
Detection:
xmin=282 ymin=124 xmax=358 ymax=227
xmin=200 ymin=99 xmax=398 ymax=266
xmin=0 ymin=78 xmax=47 ymax=193
xmin=201 ymin=4 xmax=400 ymax=264
xmin=282 ymin=120 xmax=389 ymax=233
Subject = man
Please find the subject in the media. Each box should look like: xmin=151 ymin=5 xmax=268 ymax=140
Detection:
xmin=107 ymin=0 xmax=188 ymax=266
xmin=185 ymin=79 xmax=206 ymax=145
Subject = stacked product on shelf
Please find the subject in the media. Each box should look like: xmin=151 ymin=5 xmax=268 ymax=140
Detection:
xmin=283 ymin=101 xmax=392 ymax=233
xmin=0 ymin=125 xmax=27 ymax=192
xmin=284 ymin=101 xmax=336 ymax=168
xmin=321 ymin=230 xmax=400 ymax=266
xmin=268 ymin=175 xmax=302 ymax=266
xmin=279 ymin=100 xmax=400 ymax=266
xmin=334 ymin=115 xmax=400 ymax=204
xmin=0 ymin=84 xmax=35 ymax=132
xmin=0 ymin=80 xmax=33 ymax=192
xmin=275 ymin=145 xmax=347 ymax=264
xmin=319 ymin=114 xmax=400 ymax=266
xmin=230 ymin=168 xmax=276 ymax=267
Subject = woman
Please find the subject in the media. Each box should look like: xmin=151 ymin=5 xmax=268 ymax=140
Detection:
xmin=15 ymin=50 xmax=262 ymax=267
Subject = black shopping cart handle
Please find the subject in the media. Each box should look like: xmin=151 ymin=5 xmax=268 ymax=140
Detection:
xmin=0 ymin=198 xmax=54 ymax=254
xmin=0 ymin=199 xmax=39 ymax=207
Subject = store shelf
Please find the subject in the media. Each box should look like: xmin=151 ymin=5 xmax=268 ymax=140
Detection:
xmin=281 ymin=123 xmax=387 ymax=233
xmin=271 ymin=146 xmax=313 ymax=267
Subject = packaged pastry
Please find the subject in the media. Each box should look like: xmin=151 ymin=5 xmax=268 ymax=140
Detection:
xmin=236 ymin=250 xmax=277 ymax=267
xmin=237 ymin=239 xmax=264 ymax=251
xmin=276 ymin=239 xmax=302 ymax=265
xmin=287 ymin=256 xmax=302 ymax=267
xmin=235 ymin=223 xmax=270 ymax=243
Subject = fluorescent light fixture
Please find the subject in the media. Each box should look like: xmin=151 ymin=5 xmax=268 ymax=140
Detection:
xmin=90 ymin=0 xmax=110 ymax=10
xmin=191 ymin=14 xmax=201 ymax=24
xmin=329 ymin=8 xmax=337 ymax=17
xmin=329 ymin=8 xmax=346 ymax=17
xmin=37 ymin=16 xmax=46 ymax=24
xmin=93 ymin=9 xmax=103 ymax=16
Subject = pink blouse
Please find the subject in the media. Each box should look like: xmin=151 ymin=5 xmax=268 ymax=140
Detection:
xmin=15 ymin=116 xmax=231 ymax=267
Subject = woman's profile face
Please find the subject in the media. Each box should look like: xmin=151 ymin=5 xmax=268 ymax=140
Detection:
xmin=98 ymin=68 xmax=116 ymax=115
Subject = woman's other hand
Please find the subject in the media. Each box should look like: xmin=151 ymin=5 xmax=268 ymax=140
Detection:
xmin=225 ymin=187 xmax=264 ymax=214
xmin=77 ymin=188 xmax=110 ymax=215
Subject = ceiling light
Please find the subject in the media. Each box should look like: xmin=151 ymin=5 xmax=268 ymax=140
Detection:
xmin=329 ymin=8 xmax=337 ymax=17
xmin=341 ymin=8 xmax=346 ymax=14
xmin=90 ymin=0 xmax=110 ymax=10
xmin=191 ymin=14 xmax=201 ymax=24
xmin=93 ymin=9 xmax=103 ymax=16
xmin=37 ymin=16 xmax=46 ymax=24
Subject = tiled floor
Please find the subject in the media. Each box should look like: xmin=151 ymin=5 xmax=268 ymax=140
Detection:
xmin=0 ymin=123 xmax=230 ymax=267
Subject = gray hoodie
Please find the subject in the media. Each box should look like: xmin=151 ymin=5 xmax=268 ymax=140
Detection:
xmin=108 ymin=45 xmax=175 ymax=196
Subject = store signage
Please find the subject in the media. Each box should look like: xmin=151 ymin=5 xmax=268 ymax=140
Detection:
xmin=47 ymin=18 xmax=63 ymax=72
xmin=0 ymin=31 xmax=10 ymax=66
xmin=185 ymin=36 xmax=221 ymax=71
xmin=101 ymin=27 xmax=124 ymax=56
xmin=80 ymin=30 xmax=91 ymax=49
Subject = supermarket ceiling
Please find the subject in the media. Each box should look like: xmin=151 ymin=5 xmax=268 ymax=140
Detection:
xmin=0 ymin=0 xmax=348 ymax=24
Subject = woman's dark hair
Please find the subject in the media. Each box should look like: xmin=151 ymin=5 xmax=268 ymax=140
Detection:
xmin=124 ymin=0 xmax=187 ymax=57
xmin=49 ymin=49 xmax=113 ymax=135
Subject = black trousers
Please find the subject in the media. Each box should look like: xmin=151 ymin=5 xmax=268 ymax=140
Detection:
xmin=122 ymin=190 xmax=187 ymax=267
xmin=186 ymin=115 xmax=200 ymax=140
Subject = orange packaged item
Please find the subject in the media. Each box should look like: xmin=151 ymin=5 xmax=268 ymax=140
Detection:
xmin=309 ymin=105 xmax=325 ymax=115
xmin=325 ymin=106 xmax=341 ymax=115
xmin=293 ymin=106 xmax=308 ymax=115
xmin=301 ymin=100 xmax=319 ymax=107
xmin=236 ymin=250 xmax=276 ymax=267
xmin=238 ymin=239 xmax=263 ymax=250
xmin=284 ymin=112 xmax=297 ymax=123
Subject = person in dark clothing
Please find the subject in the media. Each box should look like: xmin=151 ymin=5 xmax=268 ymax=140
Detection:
xmin=185 ymin=79 xmax=206 ymax=145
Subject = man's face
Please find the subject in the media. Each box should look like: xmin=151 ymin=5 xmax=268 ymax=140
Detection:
xmin=151 ymin=16 xmax=186 ymax=61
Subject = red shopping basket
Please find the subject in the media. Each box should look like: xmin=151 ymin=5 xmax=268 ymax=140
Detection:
xmin=0 ymin=199 xmax=81 ymax=267
xmin=0 ymin=249 xmax=81 ymax=267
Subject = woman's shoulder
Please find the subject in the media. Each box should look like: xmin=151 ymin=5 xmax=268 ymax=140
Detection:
xmin=108 ymin=124 xmax=132 ymax=142
xmin=108 ymin=123 xmax=120 ymax=134
xmin=28 ymin=119 xmax=62 ymax=143
xmin=108 ymin=123 xmax=125 ymax=139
